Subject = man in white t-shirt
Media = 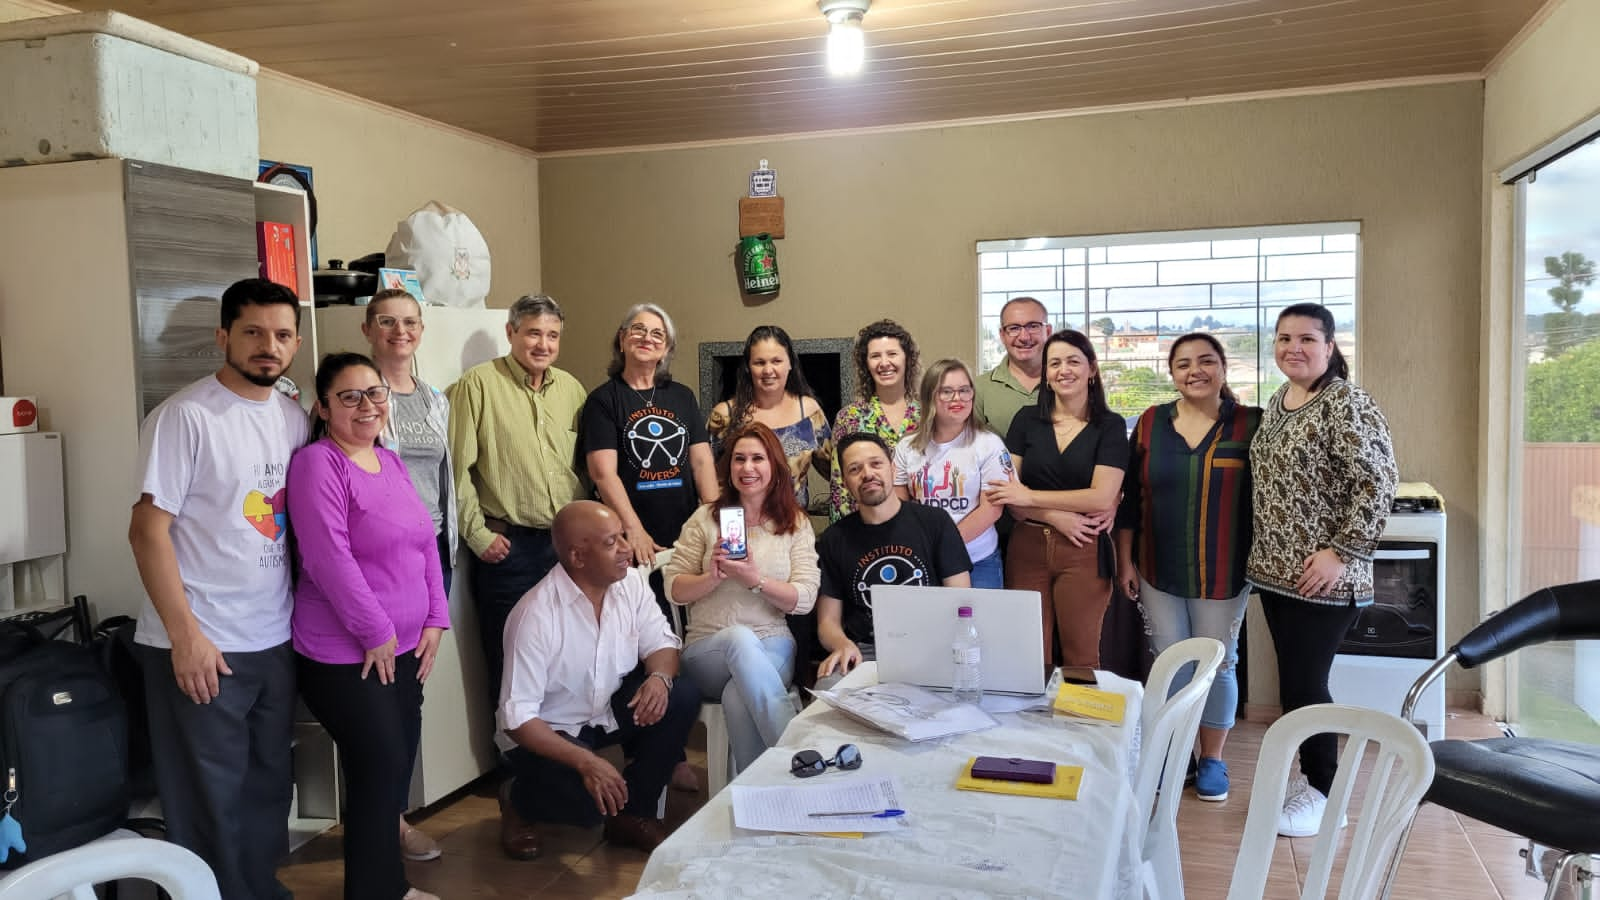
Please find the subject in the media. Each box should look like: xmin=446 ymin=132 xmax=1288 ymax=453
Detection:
xmin=128 ymin=278 xmax=306 ymax=900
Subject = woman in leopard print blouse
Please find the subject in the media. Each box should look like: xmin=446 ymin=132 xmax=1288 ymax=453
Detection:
xmin=1247 ymin=302 xmax=1397 ymax=839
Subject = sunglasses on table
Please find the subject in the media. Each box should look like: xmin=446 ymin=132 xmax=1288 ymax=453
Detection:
xmin=790 ymin=744 xmax=863 ymax=778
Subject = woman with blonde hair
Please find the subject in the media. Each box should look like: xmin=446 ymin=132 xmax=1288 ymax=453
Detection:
xmin=893 ymin=358 xmax=1013 ymax=589
xmin=359 ymin=288 xmax=454 ymax=860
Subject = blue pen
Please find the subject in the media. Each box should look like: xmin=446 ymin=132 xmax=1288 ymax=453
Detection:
xmin=808 ymin=808 xmax=906 ymax=819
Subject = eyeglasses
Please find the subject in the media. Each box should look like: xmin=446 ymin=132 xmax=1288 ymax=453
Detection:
xmin=937 ymin=386 xmax=975 ymax=401
xmin=1000 ymin=321 xmax=1048 ymax=338
xmin=626 ymin=323 xmax=668 ymax=344
xmin=790 ymin=744 xmax=863 ymax=778
xmin=330 ymin=386 xmax=391 ymax=408
xmin=374 ymin=315 xmax=422 ymax=332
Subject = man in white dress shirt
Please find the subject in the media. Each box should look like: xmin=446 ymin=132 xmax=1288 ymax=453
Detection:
xmin=497 ymin=500 xmax=700 ymax=858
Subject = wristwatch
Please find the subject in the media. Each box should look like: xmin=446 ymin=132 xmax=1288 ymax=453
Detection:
xmin=648 ymin=671 xmax=674 ymax=690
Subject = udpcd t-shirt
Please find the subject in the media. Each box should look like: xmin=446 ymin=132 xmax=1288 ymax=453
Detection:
xmin=133 ymin=376 xmax=308 ymax=652
xmin=893 ymin=430 xmax=1013 ymax=563
xmin=581 ymin=378 xmax=709 ymax=546
xmin=817 ymin=502 xmax=971 ymax=646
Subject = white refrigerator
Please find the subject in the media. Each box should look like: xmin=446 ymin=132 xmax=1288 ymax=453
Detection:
xmin=0 ymin=431 xmax=67 ymax=611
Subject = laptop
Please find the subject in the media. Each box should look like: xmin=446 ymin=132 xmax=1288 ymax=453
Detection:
xmin=871 ymin=585 xmax=1047 ymax=696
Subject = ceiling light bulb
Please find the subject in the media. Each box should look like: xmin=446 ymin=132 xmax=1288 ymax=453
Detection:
xmin=826 ymin=14 xmax=865 ymax=75
xmin=820 ymin=0 xmax=870 ymax=76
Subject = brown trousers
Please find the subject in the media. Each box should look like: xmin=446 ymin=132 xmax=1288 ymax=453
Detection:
xmin=1005 ymin=521 xmax=1112 ymax=668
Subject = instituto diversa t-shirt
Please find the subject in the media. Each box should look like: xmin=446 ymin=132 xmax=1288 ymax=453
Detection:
xmin=581 ymin=377 xmax=709 ymax=547
xmin=133 ymin=375 xmax=308 ymax=652
xmin=817 ymin=501 xmax=972 ymax=646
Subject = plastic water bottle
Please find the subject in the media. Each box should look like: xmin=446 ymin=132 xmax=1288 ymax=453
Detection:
xmin=951 ymin=606 xmax=983 ymax=704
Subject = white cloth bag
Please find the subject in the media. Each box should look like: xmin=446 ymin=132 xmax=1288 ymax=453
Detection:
xmin=386 ymin=201 xmax=491 ymax=308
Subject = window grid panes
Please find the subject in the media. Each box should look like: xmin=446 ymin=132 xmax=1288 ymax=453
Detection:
xmin=977 ymin=224 xmax=1359 ymax=418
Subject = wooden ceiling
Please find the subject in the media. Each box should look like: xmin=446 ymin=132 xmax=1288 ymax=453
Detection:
xmin=69 ymin=0 xmax=1543 ymax=154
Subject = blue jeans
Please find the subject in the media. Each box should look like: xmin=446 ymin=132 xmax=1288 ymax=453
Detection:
xmin=680 ymin=626 xmax=797 ymax=773
xmin=969 ymin=549 xmax=1003 ymax=589
xmin=1136 ymin=578 xmax=1249 ymax=731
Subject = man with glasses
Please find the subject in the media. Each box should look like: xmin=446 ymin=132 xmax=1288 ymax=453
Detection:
xmin=975 ymin=297 xmax=1053 ymax=438
xmin=128 ymin=278 xmax=305 ymax=900
xmin=496 ymin=501 xmax=698 ymax=858
xmin=449 ymin=294 xmax=588 ymax=698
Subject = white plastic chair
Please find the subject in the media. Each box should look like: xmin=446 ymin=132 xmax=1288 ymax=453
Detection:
xmin=1134 ymin=636 xmax=1227 ymax=900
xmin=1225 ymin=704 xmax=1435 ymax=900
xmin=653 ymin=549 xmax=737 ymax=798
xmin=0 ymin=836 xmax=220 ymax=900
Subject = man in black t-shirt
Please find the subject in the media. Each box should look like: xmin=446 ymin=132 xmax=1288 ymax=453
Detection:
xmin=815 ymin=433 xmax=971 ymax=686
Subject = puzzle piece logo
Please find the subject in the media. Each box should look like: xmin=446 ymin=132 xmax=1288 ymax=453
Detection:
xmin=243 ymin=489 xmax=287 ymax=541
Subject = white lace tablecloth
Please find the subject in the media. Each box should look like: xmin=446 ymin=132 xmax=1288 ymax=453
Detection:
xmin=632 ymin=664 xmax=1144 ymax=900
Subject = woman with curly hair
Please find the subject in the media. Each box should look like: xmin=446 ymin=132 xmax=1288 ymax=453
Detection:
xmin=706 ymin=326 xmax=831 ymax=511
xmin=826 ymin=319 xmax=921 ymax=521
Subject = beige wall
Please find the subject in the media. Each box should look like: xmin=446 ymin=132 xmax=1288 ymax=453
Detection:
xmin=257 ymin=74 xmax=540 ymax=306
xmin=1477 ymin=0 xmax=1600 ymax=716
xmin=542 ymin=81 xmax=1487 ymax=691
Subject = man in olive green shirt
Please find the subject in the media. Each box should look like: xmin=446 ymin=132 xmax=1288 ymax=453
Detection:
xmin=449 ymin=294 xmax=587 ymax=694
xmin=974 ymin=296 xmax=1052 ymax=439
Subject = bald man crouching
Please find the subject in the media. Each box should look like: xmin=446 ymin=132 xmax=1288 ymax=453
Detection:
xmin=495 ymin=501 xmax=700 ymax=857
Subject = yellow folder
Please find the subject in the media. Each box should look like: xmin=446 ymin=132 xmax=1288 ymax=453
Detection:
xmin=955 ymin=758 xmax=1083 ymax=801
xmin=1053 ymin=682 xmax=1127 ymax=724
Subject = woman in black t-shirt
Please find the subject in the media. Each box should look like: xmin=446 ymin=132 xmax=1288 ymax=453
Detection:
xmin=985 ymin=330 xmax=1128 ymax=668
xmin=583 ymin=303 xmax=719 ymax=567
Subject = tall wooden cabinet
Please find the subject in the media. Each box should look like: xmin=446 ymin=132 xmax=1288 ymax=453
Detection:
xmin=0 ymin=158 xmax=328 ymax=613
xmin=0 ymin=158 xmax=337 ymax=846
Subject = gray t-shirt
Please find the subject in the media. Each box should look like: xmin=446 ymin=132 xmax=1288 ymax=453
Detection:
xmin=390 ymin=387 xmax=446 ymax=534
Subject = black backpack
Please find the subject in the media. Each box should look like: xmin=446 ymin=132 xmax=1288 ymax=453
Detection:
xmin=0 ymin=621 xmax=130 ymax=867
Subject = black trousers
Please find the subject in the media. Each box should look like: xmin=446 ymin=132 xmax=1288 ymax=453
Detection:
xmin=473 ymin=524 xmax=558 ymax=702
xmin=505 ymin=667 xmax=700 ymax=826
xmin=137 ymin=642 xmax=295 ymax=900
xmin=1259 ymin=590 xmax=1360 ymax=796
xmin=297 ymin=652 xmax=424 ymax=900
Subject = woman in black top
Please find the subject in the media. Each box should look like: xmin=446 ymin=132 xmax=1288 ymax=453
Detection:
xmin=583 ymin=303 xmax=720 ymax=567
xmin=985 ymin=330 xmax=1128 ymax=668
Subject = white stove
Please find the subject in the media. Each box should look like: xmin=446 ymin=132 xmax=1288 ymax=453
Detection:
xmin=1329 ymin=507 xmax=1447 ymax=738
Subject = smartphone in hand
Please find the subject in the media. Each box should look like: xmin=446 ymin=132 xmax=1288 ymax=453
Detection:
xmin=718 ymin=507 xmax=748 ymax=560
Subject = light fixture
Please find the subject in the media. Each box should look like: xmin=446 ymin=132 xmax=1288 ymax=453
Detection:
xmin=820 ymin=0 xmax=870 ymax=76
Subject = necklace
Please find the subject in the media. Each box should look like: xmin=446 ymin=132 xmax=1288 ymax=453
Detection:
xmin=626 ymin=378 xmax=657 ymax=407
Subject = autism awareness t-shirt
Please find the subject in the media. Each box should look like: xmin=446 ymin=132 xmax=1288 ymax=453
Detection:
xmin=134 ymin=375 xmax=309 ymax=652
xmin=893 ymin=430 xmax=1013 ymax=563
xmin=582 ymin=377 xmax=710 ymax=547
xmin=817 ymin=501 xmax=971 ymax=646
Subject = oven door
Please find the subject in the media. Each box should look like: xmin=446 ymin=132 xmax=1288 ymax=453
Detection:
xmin=1339 ymin=541 xmax=1437 ymax=658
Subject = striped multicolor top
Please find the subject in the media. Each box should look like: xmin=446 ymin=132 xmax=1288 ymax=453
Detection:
xmin=1115 ymin=399 xmax=1261 ymax=600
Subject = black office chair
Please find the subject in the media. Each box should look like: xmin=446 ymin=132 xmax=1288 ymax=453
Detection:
xmin=1387 ymin=580 xmax=1600 ymax=900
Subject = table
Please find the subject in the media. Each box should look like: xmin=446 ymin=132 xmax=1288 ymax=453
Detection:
xmin=633 ymin=664 xmax=1145 ymax=900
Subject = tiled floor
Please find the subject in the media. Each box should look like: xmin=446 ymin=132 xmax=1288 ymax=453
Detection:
xmin=279 ymin=709 xmax=1561 ymax=899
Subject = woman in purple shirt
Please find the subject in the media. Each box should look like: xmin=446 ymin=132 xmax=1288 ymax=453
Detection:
xmin=289 ymin=352 xmax=449 ymax=900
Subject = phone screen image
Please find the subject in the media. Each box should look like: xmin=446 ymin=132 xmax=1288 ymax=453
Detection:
xmin=719 ymin=508 xmax=748 ymax=559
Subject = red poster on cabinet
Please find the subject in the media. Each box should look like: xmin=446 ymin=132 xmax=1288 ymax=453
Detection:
xmin=256 ymin=222 xmax=298 ymax=291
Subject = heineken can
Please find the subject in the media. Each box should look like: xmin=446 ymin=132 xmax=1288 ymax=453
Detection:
xmin=739 ymin=234 xmax=780 ymax=295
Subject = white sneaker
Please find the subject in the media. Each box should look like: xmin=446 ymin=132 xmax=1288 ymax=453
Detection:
xmin=1277 ymin=778 xmax=1346 ymax=837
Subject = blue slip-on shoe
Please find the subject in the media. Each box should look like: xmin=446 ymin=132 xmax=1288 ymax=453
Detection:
xmin=1195 ymin=757 xmax=1229 ymax=802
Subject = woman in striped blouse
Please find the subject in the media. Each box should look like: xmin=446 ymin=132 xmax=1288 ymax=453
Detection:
xmin=1115 ymin=332 xmax=1260 ymax=803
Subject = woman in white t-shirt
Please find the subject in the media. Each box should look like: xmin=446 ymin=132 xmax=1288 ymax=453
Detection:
xmin=894 ymin=358 xmax=1014 ymax=589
